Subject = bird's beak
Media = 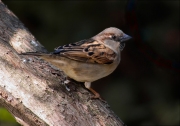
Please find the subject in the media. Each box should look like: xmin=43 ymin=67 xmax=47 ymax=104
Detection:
xmin=120 ymin=34 xmax=132 ymax=42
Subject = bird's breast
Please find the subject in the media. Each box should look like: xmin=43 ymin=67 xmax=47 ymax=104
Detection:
xmin=59 ymin=57 xmax=120 ymax=82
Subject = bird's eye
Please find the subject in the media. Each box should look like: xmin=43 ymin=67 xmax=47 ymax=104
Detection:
xmin=110 ymin=35 xmax=116 ymax=40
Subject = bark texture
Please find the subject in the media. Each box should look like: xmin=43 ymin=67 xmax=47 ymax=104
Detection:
xmin=0 ymin=1 xmax=125 ymax=126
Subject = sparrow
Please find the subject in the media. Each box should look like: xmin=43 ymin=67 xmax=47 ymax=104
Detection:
xmin=22 ymin=27 xmax=131 ymax=99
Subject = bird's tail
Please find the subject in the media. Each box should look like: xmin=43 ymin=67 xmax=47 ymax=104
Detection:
xmin=20 ymin=52 xmax=56 ymax=61
xmin=21 ymin=52 xmax=66 ymax=69
xmin=21 ymin=52 xmax=51 ymax=56
xmin=21 ymin=52 xmax=64 ymax=63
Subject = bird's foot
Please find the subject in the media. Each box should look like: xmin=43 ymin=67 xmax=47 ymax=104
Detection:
xmin=62 ymin=78 xmax=71 ymax=91
xmin=88 ymin=88 xmax=106 ymax=102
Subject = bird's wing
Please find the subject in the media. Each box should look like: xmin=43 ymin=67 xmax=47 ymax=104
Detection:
xmin=53 ymin=39 xmax=117 ymax=64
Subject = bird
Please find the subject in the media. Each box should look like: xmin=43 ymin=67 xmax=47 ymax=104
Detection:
xmin=22 ymin=27 xmax=131 ymax=100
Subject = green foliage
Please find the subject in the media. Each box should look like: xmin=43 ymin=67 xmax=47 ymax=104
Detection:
xmin=0 ymin=107 xmax=16 ymax=122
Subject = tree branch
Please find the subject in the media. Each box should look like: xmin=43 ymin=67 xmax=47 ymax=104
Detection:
xmin=0 ymin=1 xmax=125 ymax=126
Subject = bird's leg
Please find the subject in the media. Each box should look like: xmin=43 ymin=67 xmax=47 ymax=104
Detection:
xmin=84 ymin=82 xmax=102 ymax=100
xmin=62 ymin=77 xmax=71 ymax=91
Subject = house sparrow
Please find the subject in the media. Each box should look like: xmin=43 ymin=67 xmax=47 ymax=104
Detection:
xmin=22 ymin=27 xmax=131 ymax=99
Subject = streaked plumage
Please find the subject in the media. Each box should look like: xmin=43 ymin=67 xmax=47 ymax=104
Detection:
xmin=22 ymin=27 xmax=131 ymax=99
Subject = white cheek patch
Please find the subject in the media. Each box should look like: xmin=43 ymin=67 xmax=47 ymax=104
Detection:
xmin=104 ymin=40 xmax=119 ymax=54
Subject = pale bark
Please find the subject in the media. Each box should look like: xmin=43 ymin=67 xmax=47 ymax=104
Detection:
xmin=0 ymin=1 xmax=125 ymax=126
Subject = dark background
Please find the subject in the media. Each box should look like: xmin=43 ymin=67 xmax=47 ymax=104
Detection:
xmin=0 ymin=0 xmax=179 ymax=126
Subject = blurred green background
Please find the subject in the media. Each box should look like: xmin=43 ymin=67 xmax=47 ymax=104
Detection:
xmin=0 ymin=0 xmax=179 ymax=126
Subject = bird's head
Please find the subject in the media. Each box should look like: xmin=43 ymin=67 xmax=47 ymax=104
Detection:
xmin=92 ymin=27 xmax=132 ymax=51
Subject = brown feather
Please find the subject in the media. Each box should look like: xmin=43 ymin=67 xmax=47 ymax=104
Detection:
xmin=54 ymin=39 xmax=117 ymax=64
